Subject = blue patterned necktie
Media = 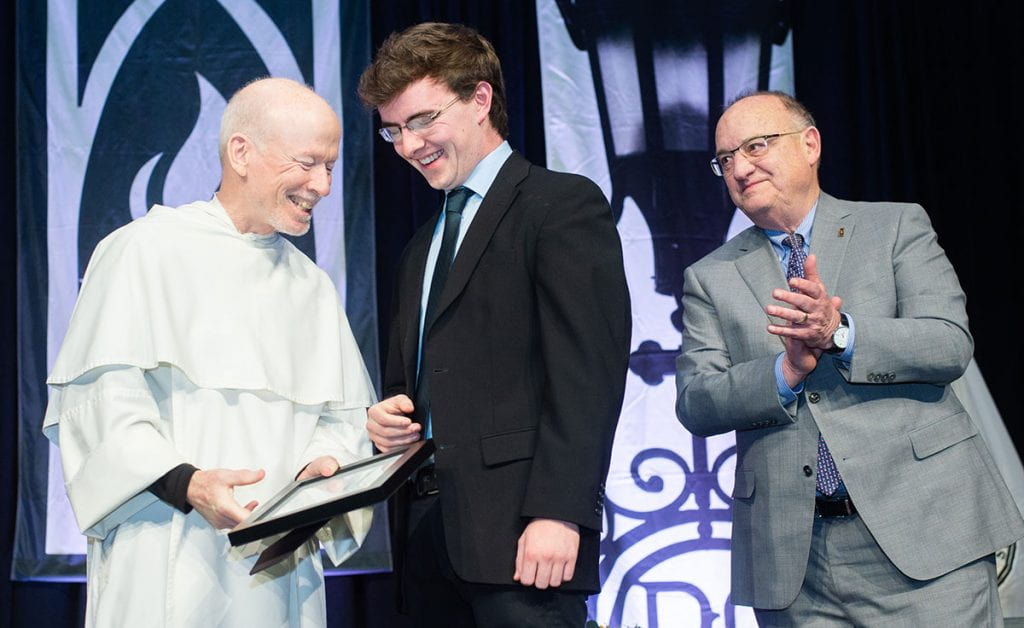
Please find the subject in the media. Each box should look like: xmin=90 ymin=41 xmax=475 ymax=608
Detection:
xmin=784 ymin=234 xmax=842 ymax=495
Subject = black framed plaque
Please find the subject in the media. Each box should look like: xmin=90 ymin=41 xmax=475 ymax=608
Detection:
xmin=228 ymin=440 xmax=434 ymax=553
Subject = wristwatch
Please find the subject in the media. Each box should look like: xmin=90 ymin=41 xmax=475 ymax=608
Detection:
xmin=826 ymin=313 xmax=849 ymax=354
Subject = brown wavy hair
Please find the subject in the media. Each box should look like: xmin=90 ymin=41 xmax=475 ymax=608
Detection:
xmin=358 ymin=22 xmax=509 ymax=138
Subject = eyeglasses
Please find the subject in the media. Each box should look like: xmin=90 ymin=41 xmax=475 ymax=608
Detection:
xmin=378 ymin=96 xmax=462 ymax=143
xmin=710 ymin=130 xmax=805 ymax=177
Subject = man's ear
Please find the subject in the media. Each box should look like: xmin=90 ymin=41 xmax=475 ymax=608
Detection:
xmin=225 ymin=133 xmax=253 ymax=177
xmin=801 ymin=126 xmax=822 ymax=168
xmin=472 ymin=81 xmax=493 ymax=125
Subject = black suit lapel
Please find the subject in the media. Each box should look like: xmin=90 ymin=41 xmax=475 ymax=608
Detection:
xmin=427 ymin=151 xmax=529 ymax=330
xmin=402 ymin=226 xmax=433 ymax=391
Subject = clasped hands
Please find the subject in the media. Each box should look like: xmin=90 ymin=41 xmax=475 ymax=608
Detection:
xmin=764 ymin=254 xmax=843 ymax=388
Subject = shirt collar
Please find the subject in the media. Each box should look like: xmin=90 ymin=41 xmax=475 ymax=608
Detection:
xmin=763 ymin=198 xmax=819 ymax=249
xmin=454 ymin=141 xmax=512 ymax=199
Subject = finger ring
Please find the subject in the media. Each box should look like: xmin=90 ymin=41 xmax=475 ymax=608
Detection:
xmin=800 ymin=312 xmax=809 ymax=324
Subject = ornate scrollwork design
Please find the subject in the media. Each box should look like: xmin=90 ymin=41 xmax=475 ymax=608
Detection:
xmin=593 ymin=438 xmax=740 ymax=627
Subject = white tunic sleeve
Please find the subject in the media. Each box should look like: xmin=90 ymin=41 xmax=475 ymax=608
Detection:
xmin=43 ymin=365 xmax=188 ymax=539
xmin=298 ymin=406 xmax=371 ymax=472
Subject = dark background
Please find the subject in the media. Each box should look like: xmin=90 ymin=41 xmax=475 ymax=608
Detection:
xmin=3 ymin=1 xmax=1021 ymax=625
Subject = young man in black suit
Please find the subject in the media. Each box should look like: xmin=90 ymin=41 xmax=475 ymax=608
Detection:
xmin=359 ymin=22 xmax=631 ymax=627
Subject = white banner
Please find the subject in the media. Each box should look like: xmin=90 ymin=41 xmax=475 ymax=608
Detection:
xmin=537 ymin=1 xmax=791 ymax=625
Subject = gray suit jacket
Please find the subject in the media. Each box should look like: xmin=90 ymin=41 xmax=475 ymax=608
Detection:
xmin=676 ymin=193 xmax=1024 ymax=609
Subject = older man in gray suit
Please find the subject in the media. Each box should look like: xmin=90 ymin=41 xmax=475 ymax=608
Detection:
xmin=676 ymin=91 xmax=1024 ymax=625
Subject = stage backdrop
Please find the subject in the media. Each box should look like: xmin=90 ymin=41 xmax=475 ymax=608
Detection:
xmin=538 ymin=2 xmax=792 ymax=624
xmin=537 ymin=1 xmax=1024 ymax=626
xmin=13 ymin=2 xmax=1024 ymax=623
xmin=12 ymin=0 xmax=386 ymax=580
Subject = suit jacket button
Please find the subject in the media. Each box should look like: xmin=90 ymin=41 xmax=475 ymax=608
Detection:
xmin=803 ymin=465 xmax=813 ymax=477
xmin=868 ymin=373 xmax=877 ymax=382
xmin=808 ymin=392 xmax=821 ymax=403
xmin=887 ymin=372 xmax=895 ymax=382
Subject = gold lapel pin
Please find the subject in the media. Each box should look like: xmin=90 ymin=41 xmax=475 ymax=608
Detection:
xmin=837 ymin=227 xmax=845 ymax=238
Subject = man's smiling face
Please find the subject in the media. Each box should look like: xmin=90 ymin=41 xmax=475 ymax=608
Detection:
xmin=377 ymin=77 xmax=492 ymax=192
xmin=715 ymin=94 xmax=820 ymax=232
xmin=246 ymin=104 xmax=340 ymax=237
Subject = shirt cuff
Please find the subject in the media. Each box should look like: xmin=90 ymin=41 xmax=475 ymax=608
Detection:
xmin=148 ymin=463 xmax=199 ymax=514
xmin=775 ymin=352 xmax=803 ymax=406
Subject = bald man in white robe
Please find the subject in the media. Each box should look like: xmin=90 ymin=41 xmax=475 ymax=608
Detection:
xmin=43 ymin=78 xmax=375 ymax=627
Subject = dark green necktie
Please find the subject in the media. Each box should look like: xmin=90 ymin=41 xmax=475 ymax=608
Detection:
xmin=415 ymin=187 xmax=472 ymax=426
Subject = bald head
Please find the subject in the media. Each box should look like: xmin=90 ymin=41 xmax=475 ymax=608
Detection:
xmin=219 ymin=77 xmax=337 ymax=160
xmin=217 ymin=78 xmax=342 ymax=236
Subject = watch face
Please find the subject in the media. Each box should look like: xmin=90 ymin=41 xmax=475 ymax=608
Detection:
xmin=834 ymin=326 xmax=849 ymax=349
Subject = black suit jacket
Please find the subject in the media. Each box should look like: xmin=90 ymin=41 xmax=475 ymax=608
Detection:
xmin=384 ymin=151 xmax=631 ymax=591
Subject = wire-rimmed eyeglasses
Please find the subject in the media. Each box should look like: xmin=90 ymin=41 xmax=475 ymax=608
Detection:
xmin=378 ymin=96 xmax=462 ymax=143
xmin=710 ymin=130 xmax=805 ymax=177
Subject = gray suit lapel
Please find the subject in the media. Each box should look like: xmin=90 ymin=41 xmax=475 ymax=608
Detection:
xmin=809 ymin=193 xmax=855 ymax=292
xmin=734 ymin=227 xmax=789 ymax=315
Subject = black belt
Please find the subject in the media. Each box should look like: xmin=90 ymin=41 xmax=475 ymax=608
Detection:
xmin=409 ymin=464 xmax=439 ymax=498
xmin=815 ymin=495 xmax=857 ymax=518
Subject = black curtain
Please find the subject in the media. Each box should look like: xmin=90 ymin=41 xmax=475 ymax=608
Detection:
xmin=3 ymin=2 xmax=1021 ymax=626
xmin=789 ymin=0 xmax=1024 ymax=430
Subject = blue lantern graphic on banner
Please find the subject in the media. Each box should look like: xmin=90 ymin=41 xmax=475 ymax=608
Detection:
xmin=537 ymin=1 xmax=793 ymax=625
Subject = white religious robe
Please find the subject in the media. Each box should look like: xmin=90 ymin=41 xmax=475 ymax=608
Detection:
xmin=43 ymin=197 xmax=376 ymax=627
